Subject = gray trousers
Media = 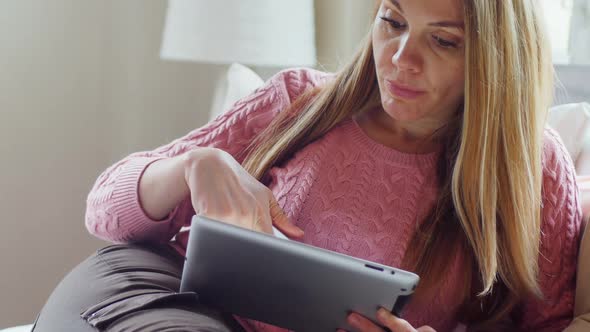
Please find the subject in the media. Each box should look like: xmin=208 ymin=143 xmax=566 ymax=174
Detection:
xmin=31 ymin=243 xmax=247 ymax=332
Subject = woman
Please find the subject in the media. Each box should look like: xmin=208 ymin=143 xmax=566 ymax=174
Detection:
xmin=32 ymin=0 xmax=583 ymax=331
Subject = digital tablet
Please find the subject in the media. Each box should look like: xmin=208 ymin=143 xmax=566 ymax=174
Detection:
xmin=180 ymin=215 xmax=420 ymax=332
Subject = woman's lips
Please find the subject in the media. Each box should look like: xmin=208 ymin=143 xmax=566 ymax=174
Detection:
xmin=385 ymin=80 xmax=426 ymax=99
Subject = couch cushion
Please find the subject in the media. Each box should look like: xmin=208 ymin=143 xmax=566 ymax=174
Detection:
xmin=209 ymin=62 xmax=264 ymax=121
xmin=547 ymin=102 xmax=590 ymax=165
xmin=1 ymin=324 xmax=33 ymax=332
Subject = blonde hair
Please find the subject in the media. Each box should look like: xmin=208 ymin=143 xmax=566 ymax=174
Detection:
xmin=242 ymin=0 xmax=553 ymax=328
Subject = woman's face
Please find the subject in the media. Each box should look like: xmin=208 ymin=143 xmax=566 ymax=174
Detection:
xmin=372 ymin=0 xmax=465 ymax=131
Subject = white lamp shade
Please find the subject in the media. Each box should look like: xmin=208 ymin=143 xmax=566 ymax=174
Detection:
xmin=160 ymin=0 xmax=317 ymax=67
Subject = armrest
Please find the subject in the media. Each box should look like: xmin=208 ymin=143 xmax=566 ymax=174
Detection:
xmin=565 ymin=220 xmax=590 ymax=331
xmin=575 ymin=220 xmax=590 ymax=316
xmin=565 ymin=314 xmax=590 ymax=332
xmin=575 ymin=141 xmax=590 ymax=175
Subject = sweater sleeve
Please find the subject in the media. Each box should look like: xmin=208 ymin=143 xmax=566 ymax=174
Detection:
xmin=515 ymin=128 xmax=584 ymax=331
xmin=84 ymin=68 xmax=302 ymax=244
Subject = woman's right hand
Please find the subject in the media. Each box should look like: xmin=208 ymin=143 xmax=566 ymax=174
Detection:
xmin=182 ymin=147 xmax=305 ymax=239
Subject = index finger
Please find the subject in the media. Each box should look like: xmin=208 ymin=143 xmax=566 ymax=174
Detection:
xmin=376 ymin=307 xmax=416 ymax=332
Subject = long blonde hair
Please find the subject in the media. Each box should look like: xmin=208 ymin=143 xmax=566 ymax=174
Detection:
xmin=241 ymin=0 xmax=553 ymax=328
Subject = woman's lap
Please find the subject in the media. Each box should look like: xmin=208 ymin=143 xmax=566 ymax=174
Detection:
xmin=31 ymin=242 xmax=245 ymax=332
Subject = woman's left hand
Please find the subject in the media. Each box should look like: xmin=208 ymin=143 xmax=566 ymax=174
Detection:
xmin=337 ymin=307 xmax=437 ymax=332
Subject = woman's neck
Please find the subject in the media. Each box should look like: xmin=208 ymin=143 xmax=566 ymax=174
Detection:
xmin=353 ymin=107 xmax=444 ymax=154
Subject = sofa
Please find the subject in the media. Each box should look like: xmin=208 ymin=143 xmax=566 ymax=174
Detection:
xmin=2 ymin=66 xmax=589 ymax=331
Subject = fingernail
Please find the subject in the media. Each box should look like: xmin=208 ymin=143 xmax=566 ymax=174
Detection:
xmin=349 ymin=314 xmax=359 ymax=324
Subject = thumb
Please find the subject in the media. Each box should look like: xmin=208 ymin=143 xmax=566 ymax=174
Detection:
xmin=269 ymin=196 xmax=304 ymax=239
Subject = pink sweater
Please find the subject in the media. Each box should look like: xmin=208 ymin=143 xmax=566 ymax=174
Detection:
xmin=85 ymin=68 xmax=583 ymax=332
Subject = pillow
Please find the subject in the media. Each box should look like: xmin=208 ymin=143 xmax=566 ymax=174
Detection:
xmin=208 ymin=62 xmax=265 ymax=121
xmin=0 ymin=325 xmax=34 ymax=332
xmin=547 ymin=102 xmax=590 ymax=165
xmin=547 ymin=102 xmax=590 ymax=217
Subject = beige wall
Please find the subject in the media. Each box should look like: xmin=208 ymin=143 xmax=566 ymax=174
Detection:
xmin=0 ymin=0 xmax=373 ymax=327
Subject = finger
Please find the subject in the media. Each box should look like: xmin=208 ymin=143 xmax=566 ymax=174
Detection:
xmin=377 ymin=308 xmax=416 ymax=332
xmin=269 ymin=196 xmax=304 ymax=238
xmin=347 ymin=313 xmax=383 ymax=332
xmin=255 ymin=204 xmax=274 ymax=235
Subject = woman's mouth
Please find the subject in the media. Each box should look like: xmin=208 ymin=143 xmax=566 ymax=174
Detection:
xmin=385 ymin=80 xmax=426 ymax=100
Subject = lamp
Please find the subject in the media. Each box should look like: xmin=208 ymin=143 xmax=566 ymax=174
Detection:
xmin=160 ymin=0 xmax=317 ymax=119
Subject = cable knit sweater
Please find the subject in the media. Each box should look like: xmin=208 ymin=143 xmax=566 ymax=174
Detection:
xmin=85 ymin=67 xmax=583 ymax=332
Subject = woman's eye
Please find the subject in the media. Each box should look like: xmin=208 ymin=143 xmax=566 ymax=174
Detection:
xmin=380 ymin=17 xmax=406 ymax=30
xmin=433 ymin=35 xmax=458 ymax=49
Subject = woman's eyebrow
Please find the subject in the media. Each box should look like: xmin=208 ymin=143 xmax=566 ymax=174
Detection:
xmin=429 ymin=21 xmax=465 ymax=31
xmin=386 ymin=0 xmax=464 ymax=31
xmin=387 ymin=0 xmax=404 ymax=13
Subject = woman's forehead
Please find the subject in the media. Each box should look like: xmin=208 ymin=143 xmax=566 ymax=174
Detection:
xmin=383 ymin=0 xmax=464 ymax=21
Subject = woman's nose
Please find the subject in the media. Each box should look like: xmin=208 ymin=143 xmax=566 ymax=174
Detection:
xmin=392 ymin=33 xmax=422 ymax=73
